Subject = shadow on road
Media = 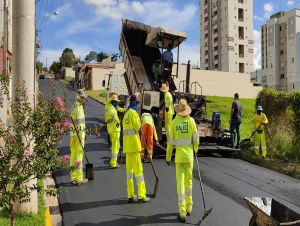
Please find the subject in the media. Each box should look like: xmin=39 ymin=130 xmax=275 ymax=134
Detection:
xmin=72 ymin=213 xmax=195 ymax=226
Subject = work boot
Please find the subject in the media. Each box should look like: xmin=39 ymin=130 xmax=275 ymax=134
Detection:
xmin=111 ymin=164 xmax=120 ymax=169
xmin=128 ymin=195 xmax=137 ymax=203
xmin=138 ymin=197 xmax=150 ymax=203
xmin=177 ymin=215 xmax=186 ymax=223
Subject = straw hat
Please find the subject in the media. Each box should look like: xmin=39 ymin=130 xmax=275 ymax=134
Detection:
xmin=109 ymin=92 xmax=118 ymax=98
xmin=174 ymin=99 xmax=191 ymax=116
xmin=160 ymin=83 xmax=169 ymax=92
xmin=77 ymin=89 xmax=87 ymax=99
xmin=110 ymin=93 xmax=120 ymax=102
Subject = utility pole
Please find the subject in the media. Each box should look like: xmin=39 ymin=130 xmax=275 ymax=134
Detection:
xmin=12 ymin=0 xmax=38 ymax=214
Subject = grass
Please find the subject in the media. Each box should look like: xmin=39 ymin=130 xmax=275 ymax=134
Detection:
xmin=0 ymin=180 xmax=45 ymax=226
xmin=205 ymin=96 xmax=256 ymax=139
xmin=85 ymin=89 xmax=107 ymax=105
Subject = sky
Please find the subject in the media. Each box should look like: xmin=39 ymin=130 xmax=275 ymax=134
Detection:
xmin=36 ymin=0 xmax=300 ymax=71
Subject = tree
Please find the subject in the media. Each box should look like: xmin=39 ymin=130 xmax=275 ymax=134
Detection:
xmin=36 ymin=60 xmax=43 ymax=72
xmin=50 ymin=61 xmax=61 ymax=75
xmin=96 ymin=52 xmax=119 ymax=62
xmin=60 ymin=48 xmax=75 ymax=67
xmin=0 ymin=82 xmax=70 ymax=226
xmin=84 ymin=51 xmax=97 ymax=63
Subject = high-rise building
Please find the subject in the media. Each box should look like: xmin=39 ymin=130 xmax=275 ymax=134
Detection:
xmin=200 ymin=0 xmax=253 ymax=74
xmin=261 ymin=9 xmax=300 ymax=91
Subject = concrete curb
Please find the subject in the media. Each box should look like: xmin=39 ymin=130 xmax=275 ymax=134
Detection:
xmin=44 ymin=174 xmax=62 ymax=226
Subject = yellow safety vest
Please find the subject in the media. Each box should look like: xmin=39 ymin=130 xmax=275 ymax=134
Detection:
xmin=105 ymin=103 xmax=121 ymax=134
xmin=70 ymin=101 xmax=86 ymax=137
xmin=253 ymin=113 xmax=268 ymax=131
xmin=141 ymin=113 xmax=158 ymax=141
xmin=122 ymin=108 xmax=141 ymax=153
xmin=164 ymin=91 xmax=174 ymax=116
xmin=166 ymin=115 xmax=199 ymax=163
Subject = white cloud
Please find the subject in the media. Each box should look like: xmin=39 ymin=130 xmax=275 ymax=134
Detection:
xmin=263 ymin=2 xmax=274 ymax=18
xmin=253 ymin=29 xmax=261 ymax=70
xmin=254 ymin=15 xmax=264 ymax=21
xmin=287 ymin=0 xmax=294 ymax=6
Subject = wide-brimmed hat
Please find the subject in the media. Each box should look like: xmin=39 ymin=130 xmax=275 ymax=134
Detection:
xmin=160 ymin=83 xmax=169 ymax=92
xmin=77 ymin=89 xmax=87 ymax=99
xmin=109 ymin=92 xmax=118 ymax=98
xmin=110 ymin=93 xmax=120 ymax=102
xmin=257 ymin=105 xmax=263 ymax=111
xmin=174 ymin=99 xmax=191 ymax=116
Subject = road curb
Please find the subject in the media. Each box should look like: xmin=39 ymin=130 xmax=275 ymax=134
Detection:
xmin=87 ymin=94 xmax=105 ymax=105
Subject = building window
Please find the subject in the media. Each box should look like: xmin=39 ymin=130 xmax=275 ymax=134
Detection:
xmin=239 ymin=45 xmax=244 ymax=58
xmin=214 ymin=64 xmax=218 ymax=69
xmin=238 ymin=0 xmax=244 ymax=3
xmin=238 ymin=26 xmax=244 ymax=40
xmin=280 ymin=50 xmax=284 ymax=55
xmin=238 ymin=8 xmax=244 ymax=22
xmin=239 ymin=63 xmax=245 ymax=73
xmin=291 ymin=57 xmax=295 ymax=63
xmin=280 ymin=26 xmax=282 ymax=31
xmin=280 ymin=74 xmax=285 ymax=79
xmin=293 ymin=84 xmax=295 ymax=89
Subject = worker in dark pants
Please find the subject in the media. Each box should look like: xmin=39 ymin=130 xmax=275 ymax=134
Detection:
xmin=230 ymin=93 xmax=242 ymax=149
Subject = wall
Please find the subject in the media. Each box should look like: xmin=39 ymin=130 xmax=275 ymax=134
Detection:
xmin=173 ymin=64 xmax=262 ymax=98
xmin=89 ymin=67 xmax=111 ymax=90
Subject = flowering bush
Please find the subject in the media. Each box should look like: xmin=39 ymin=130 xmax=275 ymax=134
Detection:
xmin=0 ymin=82 xmax=70 ymax=226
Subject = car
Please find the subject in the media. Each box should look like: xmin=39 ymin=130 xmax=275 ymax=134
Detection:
xmin=39 ymin=74 xmax=45 ymax=79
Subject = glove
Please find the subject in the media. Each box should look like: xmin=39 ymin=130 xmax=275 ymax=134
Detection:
xmin=166 ymin=161 xmax=170 ymax=165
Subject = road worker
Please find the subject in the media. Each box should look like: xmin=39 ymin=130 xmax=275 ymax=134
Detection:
xmin=122 ymin=95 xmax=150 ymax=203
xmin=166 ymin=98 xmax=199 ymax=223
xmin=70 ymin=89 xmax=88 ymax=185
xmin=254 ymin=105 xmax=269 ymax=158
xmin=105 ymin=93 xmax=121 ymax=168
xmin=160 ymin=83 xmax=174 ymax=140
xmin=140 ymin=112 xmax=159 ymax=162
xmin=105 ymin=92 xmax=124 ymax=148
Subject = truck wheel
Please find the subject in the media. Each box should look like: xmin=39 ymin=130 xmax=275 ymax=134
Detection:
xmin=249 ymin=216 xmax=257 ymax=226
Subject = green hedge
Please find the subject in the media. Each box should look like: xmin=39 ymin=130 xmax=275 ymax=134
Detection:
xmin=256 ymin=89 xmax=300 ymax=163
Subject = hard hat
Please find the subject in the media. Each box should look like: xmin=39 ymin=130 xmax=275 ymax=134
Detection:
xmin=257 ymin=105 xmax=263 ymax=111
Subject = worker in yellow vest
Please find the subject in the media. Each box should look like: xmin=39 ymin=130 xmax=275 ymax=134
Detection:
xmin=160 ymin=83 xmax=174 ymax=139
xmin=166 ymin=98 xmax=199 ymax=223
xmin=140 ymin=112 xmax=159 ymax=162
xmin=105 ymin=93 xmax=121 ymax=168
xmin=254 ymin=105 xmax=269 ymax=158
xmin=122 ymin=95 xmax=150 ymax=203
xmin=70 ymin=89 xmax=88 ymax=185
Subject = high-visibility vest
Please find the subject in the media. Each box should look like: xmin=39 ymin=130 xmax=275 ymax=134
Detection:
xmin=105 ymin=103 xmax=121 ymax=134
xmin=166 ymin=115 xmax=199 ymax=163
xmin=141 ymin=113 xmax=158 ymax=141
xmin=254 ymin=113 xmax=268 ymax=131
xmin=122 ymin=108 xmax=141 ymax=153
xmin=70 ymin=101 xmax=86 ymax=137
xmin=164 ymin=91 xmax=174 ymax=116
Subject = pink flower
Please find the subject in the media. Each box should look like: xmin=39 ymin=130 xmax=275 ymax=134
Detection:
xmin=54 ymin=122 xmax=61 ymax=130
xmin=63 ymin=121 xmax=72 ymax=130
xmin=74 ymin=160 xmax=81 ymax=168
xmin=54 ymin=97 xmax=65 ymax=112
xmin=63 ymin=155 xmax=70 ymax=163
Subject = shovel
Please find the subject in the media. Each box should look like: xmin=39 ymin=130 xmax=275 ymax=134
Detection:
xmin=71 ymin=117 xmax=94 ymax=180
xmin=194 ymin=151 xmax=212 ymax=225
xmin=243 ymin=123 xmax=263 ymax=142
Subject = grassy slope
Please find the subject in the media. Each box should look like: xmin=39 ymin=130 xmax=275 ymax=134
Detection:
xmin=85 ymin=89 xmax=107 ymax=105
xmin=205 ymin=96 xmax=256 ymax=139
xmin=0 ymin=181 xmax=45 ymax=226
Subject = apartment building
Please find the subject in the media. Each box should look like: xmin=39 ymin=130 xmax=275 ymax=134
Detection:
xmin=200 ymin=0 xmax=254 ymax=74
xmin=261 ymin=9 xmax=300 ymax=91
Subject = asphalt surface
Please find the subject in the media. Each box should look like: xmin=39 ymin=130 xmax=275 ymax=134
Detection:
xmin=40 ymin=79 xmax=300 ymax=226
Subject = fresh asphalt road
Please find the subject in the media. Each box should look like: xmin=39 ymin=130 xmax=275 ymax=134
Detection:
xmin=40 ymin=79 xmax=300 ymax=226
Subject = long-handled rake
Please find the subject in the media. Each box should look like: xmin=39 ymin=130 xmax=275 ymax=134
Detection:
xmin=194 ymin=151 xmax=212 ymax=225
xmin=242 ymin=123 xmax=263 ymax=142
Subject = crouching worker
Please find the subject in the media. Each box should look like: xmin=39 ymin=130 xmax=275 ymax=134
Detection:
xmin=254 ymin=105 xmax=268 ymax=158
xmin=105 ymin=93 xmax=121 ymax=168
xmin=166 ymin=99 xmax=199 ymax=223
xmin=70 ymin=89 xmax=88 ymax=185
xmin=123 ymin=95 xmax=150 ymax=203
xmin=141 ymin=112 xmax=159 ymax=162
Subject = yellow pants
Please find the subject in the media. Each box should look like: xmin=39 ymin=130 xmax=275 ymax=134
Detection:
xmin=70 ymin=135 xmax=85 ymax=183
xmin=126 ymin=152 xmax=147 ymax=199
xmin=254 ymin=132 xmax=267 ymax=157
xmin=110 ymin=131 xmax=120 ymax=167
xmin=176 ymin=162 xmax=193 ymax=218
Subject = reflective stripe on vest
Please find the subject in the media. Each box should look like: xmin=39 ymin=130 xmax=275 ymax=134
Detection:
xmin=185 ymin=188 xmax=192 ymax=196
xmin=178 ymin=194 xmax=185 ymax=202
xmin=192 ymin=132 xmax=199 ymax=142
xmin=123 ymin=129 xmax=137 ymax=136
xmin=168 ymin=138 xmax=175 ymax=146
xmin=127 ymin=173 xmax=133 ymax=180
xmin=111 ymin=153 xmax=118 ymax=158
xmin=73 ymin=118 xmax=85 ymax=125
xmin=175 ymin=138 xmax=192 ymax=146
xmin=135 ymin=175 xmax=144 ymax=183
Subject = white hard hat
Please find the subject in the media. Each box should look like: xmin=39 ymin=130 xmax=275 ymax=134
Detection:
xmin=257 ymin=105 xmax=263 ymax=111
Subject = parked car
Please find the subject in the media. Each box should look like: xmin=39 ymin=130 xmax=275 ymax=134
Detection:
xmin=39 ymin=74 xmax=45 ymax=79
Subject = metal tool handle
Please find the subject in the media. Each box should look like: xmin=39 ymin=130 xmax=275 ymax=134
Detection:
xmin=194 ymin=151 xmax=207 ymax=211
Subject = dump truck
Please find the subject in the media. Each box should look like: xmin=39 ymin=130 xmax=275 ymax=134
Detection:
xmin=117 ymin=18 xmax=235 ymax=157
